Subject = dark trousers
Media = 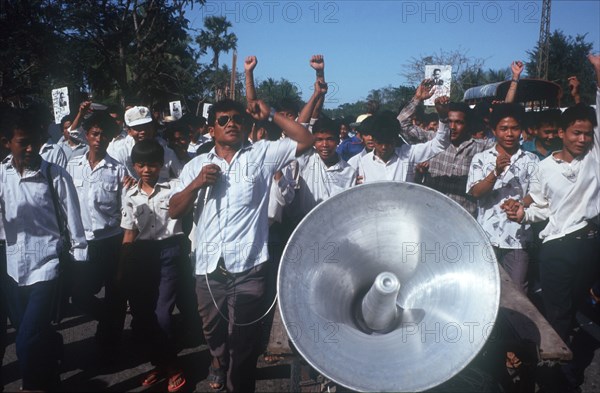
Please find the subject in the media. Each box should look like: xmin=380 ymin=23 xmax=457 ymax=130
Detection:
xmin=539 ymin=232 xmax=600 ymax=342
xmin=3 ymin=276 xmax=62 ymax=391
xmin=126 ymin=236 xmax=187 ymax=369
xmin=195 ymin=261 xmax=268 ymax=392
xmin=71 ymin=233 xmax=126 ymax=345
xmin=0 ymin=241 xmax=6 ymax=391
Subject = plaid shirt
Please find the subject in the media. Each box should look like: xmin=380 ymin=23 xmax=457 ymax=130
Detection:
xmin=397 ymin=98 xmax=436 ymax=144
xmin=421 ymin=138 xmax=496 ymax=216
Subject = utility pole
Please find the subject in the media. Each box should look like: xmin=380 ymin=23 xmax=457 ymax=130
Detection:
xmin=537 ymin=0 xmax=551 ymax=80
xmin=230 ymin=49 xmax=237 ymax=100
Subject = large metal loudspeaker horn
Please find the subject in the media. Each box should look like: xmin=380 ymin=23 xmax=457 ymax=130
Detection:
xmin=278 ymin=182 xmax=501 ymax=392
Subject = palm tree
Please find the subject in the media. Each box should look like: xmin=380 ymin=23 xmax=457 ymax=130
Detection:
xmin=196 ymin=16 xmax=237 ymax=71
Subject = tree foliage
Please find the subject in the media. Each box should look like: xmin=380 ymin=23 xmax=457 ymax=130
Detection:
xmin=255 ymin=78 xmax=302 ymax=108
xmin=527 ymin=30 xmax=596 ymax=107
xmin=1 ymin=0 xmax=208 ymax=110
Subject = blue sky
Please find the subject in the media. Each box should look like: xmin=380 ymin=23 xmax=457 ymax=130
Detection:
xmin=187 ymin=0 xmax=600 ymax=108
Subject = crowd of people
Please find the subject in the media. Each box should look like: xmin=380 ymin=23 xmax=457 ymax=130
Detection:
xmin=0 ymin=53 xmax=599 ymax=392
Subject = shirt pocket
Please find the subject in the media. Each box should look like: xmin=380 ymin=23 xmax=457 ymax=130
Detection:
xmin=96 ymin=182 xmax=120 ymax=218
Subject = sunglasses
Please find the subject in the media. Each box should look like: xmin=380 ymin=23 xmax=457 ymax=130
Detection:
xmin=217 ymin=114 xmax=245 ymax=127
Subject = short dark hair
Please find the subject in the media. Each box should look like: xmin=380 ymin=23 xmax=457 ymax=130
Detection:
xmin=274 ymin=98 xmax=300 ymax=116
xmin=60 ymin=114 xmax=75 ymax=129
xmin=560 ymin=103 xmax=597 ymax=131
xmin=163 ymin=120 xmax=189 ymax=142
xmin=82 ymin=111 xmax=120 ymax=139
xmin=489 ymin=103 xmax=525 ymax=130
xmin=181 ymin=113 xmax=206 ymax=129
xmin=253 ymin=120 xmax=282 ymax=141
xmin=433 ymin=68 xmax=441 ymax=74
xmin=370 ymin=111 xmax=400 ymax=144
xmin=131 ymin=139 xmax=164 ymax=165
xmin=0 ymin=106 xmax=46 ymax=140
xmin=357 ymin=116 xmax=375 ymax=137
xmin=537 ymin=109 xmax=561 ymax=128
xmin=207 ymin=99 xmax=247 ymax=127
xmin=106 ymin=104 xmax=124 ymax=121
xmin=312 ymin=117 xmax=338 ymax=138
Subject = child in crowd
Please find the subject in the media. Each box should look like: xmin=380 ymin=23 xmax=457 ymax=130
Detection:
xmin=119 ymin=139 xmax=188 ymax=392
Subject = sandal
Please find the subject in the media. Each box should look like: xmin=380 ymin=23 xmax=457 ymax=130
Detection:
xmin=142 ymin=367 xmax=164 ymax=386
xmin=263 ymin=352 xmax=284 ymax=364
xmin=168 ymin=371 xmax=186 ymax=393
xmin=207 ymin=365 xmax=226 ymax=391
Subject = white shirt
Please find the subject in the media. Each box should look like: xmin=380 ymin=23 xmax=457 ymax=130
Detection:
xmin=109 ymin=135 xmax=183 ymax=180
xmin=121 ymin=178 xmax=183 ymax=241
xmin=67 ymin=154 xmax=126 ymax=241
xmin=58 ymin=139 xmax=89 ymax=162
xmin=0 ymin=159 xmax=88 ymax=286
xmin=467 ymin=147 xmax=539 ymax=248
xmin=40 ymin=140 xmax=68 ymax=168
xmin=174 ymin=138 xmax=297 ymax=274
xmin=347 ymin=148 xmax=368 ymax=169
xmin=524 ymin=88 xmax=600 ymax=242
xmin=188 ymin=134 xmax=212 ymax=156
xmin=355 ymin=122 xmax=450 ymax=183
xmin=284 ymin=149 xmax=356 ymax=222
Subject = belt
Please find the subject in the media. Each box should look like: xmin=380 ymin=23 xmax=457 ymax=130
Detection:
xmin=568 ymin=222 xmax=599 ymax=240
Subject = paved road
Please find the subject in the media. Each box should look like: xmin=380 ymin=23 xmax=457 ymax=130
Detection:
xmin=2 ymin=305 xmax=600 ymax=392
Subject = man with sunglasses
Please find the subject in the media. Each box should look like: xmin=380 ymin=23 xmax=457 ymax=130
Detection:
xmin=169 ymin=98 xmax=313 ymax=392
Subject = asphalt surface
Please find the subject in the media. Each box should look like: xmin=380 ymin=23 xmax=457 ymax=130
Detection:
xmin=2 ymin=303 xmax=600 ymax=392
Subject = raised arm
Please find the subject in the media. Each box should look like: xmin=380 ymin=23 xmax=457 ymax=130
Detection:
xmin=298 ymin=55 xmax=327 ymax=124
xmin=297 ymin=81 xmax=328 ymax=125
xmin=588 ymin=53 xmax=600 ymax=155
xmin=247 ymin=99 xmax=314 ymax=156
xmin=244 ymin=56 xmax=258 ymax=103
xmin=505 ymin=60 xmax=524 ymax=103
xmin=70 ymin=101 xmax=92 ymax=132
xmin=568 ymin=76 xmax=581 ymax=104
xmin=409 ymin=95 xmax=451 ymax=162
xmin=397 ymin=79 xmax=436 ymax=143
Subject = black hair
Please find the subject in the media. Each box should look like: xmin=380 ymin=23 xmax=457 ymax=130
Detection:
xmin=131 ymin=139 xmax=164 ymax=165
xmin=82 ymin=111 xmax=120 ymax=139
xmin=60 ymin=114 xmax=75 ymax=129
xmin=106 ymin=104 xmax=124 ymax=120
xmin=163 ymin=120 xmax=190 ymax=142
xmin=253 ymin=120 xmax=282 ymax=141
xmin=433 ymin=68 xmax=441 ymax=73
xmin=357 ymin=115 xmax=375 ymax=136
xmin=0 ymin=106 xmax=47 ymax=140
xmin=207 ymin=99 xmax=248 ymax=127
xmin=312 ymin=117 xmax=338 ymax=138
xmin=274 ymin=98 xmax=300 ymax=116
xmin=537 ymin=109 xmax=562 ymax=128
xmin=489 ymin=103 xmax=525 ymax=130
xmin=560 ymin=103 xmax=597 ymax=131
xmin=181 ymin=113 xmax=206 ymax=129
xmin=370 ymin=111 xmax=400 ymax=144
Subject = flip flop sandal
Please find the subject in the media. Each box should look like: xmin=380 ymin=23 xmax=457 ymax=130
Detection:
xmin=142 ymin=368 xmax=164 ymax=386
xmin=168 ymin=371 xmax=187 ymax=393
xmin=207 ymin=365 xmax=226 ymax=391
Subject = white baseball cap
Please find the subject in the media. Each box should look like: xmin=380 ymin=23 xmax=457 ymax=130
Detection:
xmin=124 ymin=106 xmax=152 ymax=127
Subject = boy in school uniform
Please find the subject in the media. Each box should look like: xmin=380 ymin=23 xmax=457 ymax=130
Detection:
xmin=66 ymin=111 xmax=128 ymax=354
xmin=0 ymin=106 xmax=88 ymax=391
xmin=119 ymin=139 xmax=188 ymax=392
